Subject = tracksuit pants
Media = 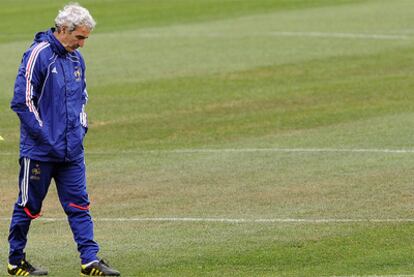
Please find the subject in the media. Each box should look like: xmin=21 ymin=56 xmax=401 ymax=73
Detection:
xmin=8 ymin=157 xmax=99 ymax=265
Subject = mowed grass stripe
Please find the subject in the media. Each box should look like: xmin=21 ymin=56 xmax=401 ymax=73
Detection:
xmin=0 ymin=0 xmax=370 ymax=43
xmin=79 ymin=47 xmax=414 ymax=151
xmin=1 ymin=221 xmax=414 ymax=276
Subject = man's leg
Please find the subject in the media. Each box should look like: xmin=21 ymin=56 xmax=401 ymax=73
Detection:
xmin=8 ymin=157 xmax=53 ymax=265
xmin=54 ymin=157 xmax=99 ymax=264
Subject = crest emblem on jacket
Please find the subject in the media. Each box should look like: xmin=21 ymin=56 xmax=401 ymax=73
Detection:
xmin=30 ymin=164 xmax=41 ymax=180
xmin=74 ymin=66 xmax=82 ymax=82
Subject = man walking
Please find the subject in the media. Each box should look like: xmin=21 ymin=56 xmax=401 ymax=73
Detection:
xmin=8 ymin=3 xmax=120 ymax=276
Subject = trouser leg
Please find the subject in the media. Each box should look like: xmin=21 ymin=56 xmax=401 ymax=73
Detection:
xmin=8 ymin=157 xmax=53 ymax=265
xmin=54 ymin=157 xmax=99 ymax=264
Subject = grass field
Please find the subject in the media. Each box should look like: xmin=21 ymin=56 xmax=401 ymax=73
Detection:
xmin=2 ymin=0 xmax=414 ymax=276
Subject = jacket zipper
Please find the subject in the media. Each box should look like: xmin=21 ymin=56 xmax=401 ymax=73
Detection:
xmin=60 ymin=58 xmax=69 ymax=161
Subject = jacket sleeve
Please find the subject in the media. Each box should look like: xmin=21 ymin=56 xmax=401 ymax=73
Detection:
xmin=10 ymin=44 xmax=47 ymax=142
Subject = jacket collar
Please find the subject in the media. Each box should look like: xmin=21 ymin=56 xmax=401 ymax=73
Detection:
xmin=47 ymin=28 xmax=68 ymax=57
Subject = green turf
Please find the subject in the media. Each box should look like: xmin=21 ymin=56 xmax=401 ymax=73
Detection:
xmin=2 ymin=0 xmax=414 ymax=276
xmin=3 ymin=221 xmax=414 ymax=276
xmin=0 ymin=0 xmax=365 ymax=43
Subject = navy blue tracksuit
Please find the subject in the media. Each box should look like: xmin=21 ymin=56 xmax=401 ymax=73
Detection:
xmin=9 ymin=28 xmax=99 ymax=265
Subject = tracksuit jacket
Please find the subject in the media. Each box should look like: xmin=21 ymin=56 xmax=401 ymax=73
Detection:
xmin=11 ymin=28 xmax=88 ymax=162
xmin=9 ymin=28 xmax=99 ymax=265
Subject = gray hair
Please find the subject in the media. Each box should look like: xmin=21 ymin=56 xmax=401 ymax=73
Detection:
xmin=55 ymin=2 xmax=96 ymax=32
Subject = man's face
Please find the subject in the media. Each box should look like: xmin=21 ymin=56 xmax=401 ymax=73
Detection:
xmin=59 ymin=25 xmax=91 ymax=52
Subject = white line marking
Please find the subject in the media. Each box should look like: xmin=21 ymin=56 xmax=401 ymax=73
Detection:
xmin=269 ymin=31 xmax=410 ymax=41
xmin=3 ymin=148 xmax=414 ymax=156
xmin=96 ymin=218 xmax=414 ymax=223
xmin=1 ymin=217 xmax=414 ymax=223
xmin=88 ymin=148 xmax=414 ymax=155
xmin=137 ymin=31 xmax=411 ymax=41
xmin=149 ymin=148 xmax=414 ymax=154
xmin=333 ymin=275 xmax=414 ymax=277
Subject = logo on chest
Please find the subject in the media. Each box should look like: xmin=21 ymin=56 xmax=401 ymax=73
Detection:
xmin=74 ymin=66 xmax=82 ymax=82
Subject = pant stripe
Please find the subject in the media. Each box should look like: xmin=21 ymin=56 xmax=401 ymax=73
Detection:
xmin=19 ymin=157 xmax=30 ymax=207
xmin=19 ymin=158 xmax=25 ymax=206
xmin=24 ymin=157 xmax=30 ymax=205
